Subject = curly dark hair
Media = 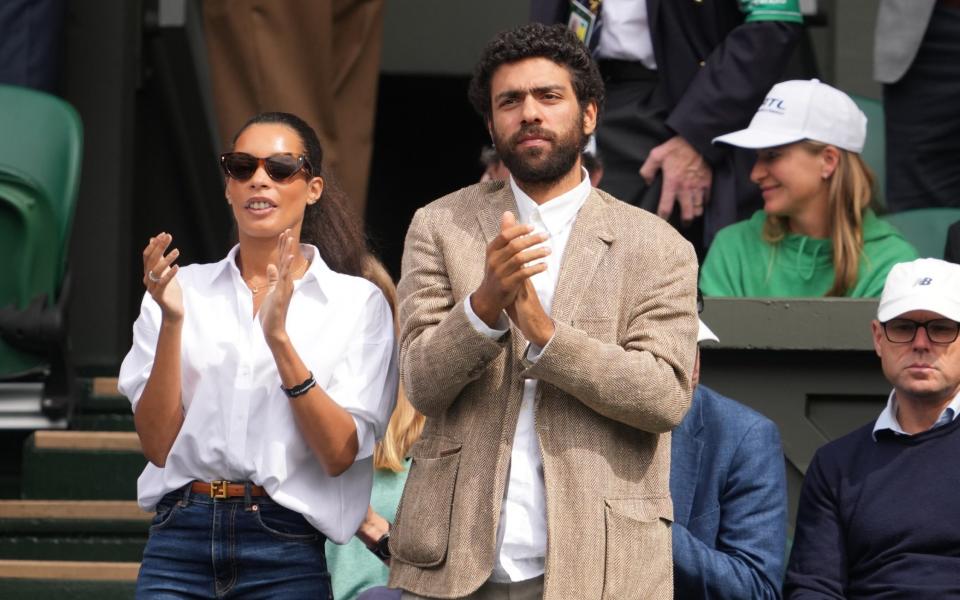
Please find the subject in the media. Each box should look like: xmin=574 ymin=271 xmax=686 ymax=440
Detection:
xmin=232 ymin=112 xmax=369 ymax=278
xmin=468 ymin=23 xmax=605 ymax=122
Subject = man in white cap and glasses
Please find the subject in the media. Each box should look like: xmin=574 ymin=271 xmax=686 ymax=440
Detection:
xmin=785 ymin=258 xmax=960 ymax=598
xmin=700 ymin=79 xmax=917 ymax=298
xmin=669 ymin=302 xmax=787 ymax=599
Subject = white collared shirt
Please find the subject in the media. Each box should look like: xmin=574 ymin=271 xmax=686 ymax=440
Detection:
xmin=595 ymin=0 xmax=657 ymax=69
xmin=872 ymin=390 xmax=960 ymax=440
xmin=465 ymin=169 xmax=592 ymax=582
xmin=118 ymin=244 xmax=398 ymax=544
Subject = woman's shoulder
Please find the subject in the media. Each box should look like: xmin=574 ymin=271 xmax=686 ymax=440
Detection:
xmin=710 ymin=211 xmax=768 ymax=250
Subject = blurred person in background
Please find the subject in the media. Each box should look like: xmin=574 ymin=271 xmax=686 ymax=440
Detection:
xmin=204 ymin=0 xmax=384 ymax=220
xmin=875 ymin=0 xmax=960 ymax=212
xmin=531 ymin=0 xmax=804 ymax=257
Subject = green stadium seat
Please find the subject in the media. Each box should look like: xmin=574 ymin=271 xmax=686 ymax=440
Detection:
xmin=0 ymin=84 xmax=83 ymax=423
xmin=850 ymin=94 xmax=885 ymax=209
xmin=882 ymin=208 xmax=960 ymax=259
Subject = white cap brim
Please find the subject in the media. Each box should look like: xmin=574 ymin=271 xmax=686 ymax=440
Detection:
xmin=712 ymin=127 xmax=807 ymax=150
xmin=877 ymin=295 xmax=960 ymax=323
xmin=698 ymin=319 xmax=719 ymax=345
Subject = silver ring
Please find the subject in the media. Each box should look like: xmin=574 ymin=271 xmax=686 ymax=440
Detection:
xmin=147 ymin=270 xmax=161 ymax=283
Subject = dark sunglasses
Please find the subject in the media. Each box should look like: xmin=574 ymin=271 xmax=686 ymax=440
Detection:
xmin=220 ymin=152 xmax=312 ymax=182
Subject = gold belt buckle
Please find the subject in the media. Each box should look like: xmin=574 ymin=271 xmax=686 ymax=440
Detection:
xmin=210 ymin=480 xmax=229 ymax=499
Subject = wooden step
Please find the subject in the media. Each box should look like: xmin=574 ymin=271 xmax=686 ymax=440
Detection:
xmin=90 ymin=378 xmax=121 ymax=399
xmin=0 ymin=500 xmax=150 ymax=562
xmin=0 ymin=500 xmax=149 ymax=521
xmin=74 ymin=377 xmax=134 ymax=432
xmin=0 ymin=559 xmax=139 ymax=581
xmin=33 ymin=431 xmax=141 ymax=452
xmin=22 ymin=433 xmax=145 ymax=500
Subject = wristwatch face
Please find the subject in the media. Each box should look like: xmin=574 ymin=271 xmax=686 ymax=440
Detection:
xmin=375 ymin=534 xmax=391 ymax=560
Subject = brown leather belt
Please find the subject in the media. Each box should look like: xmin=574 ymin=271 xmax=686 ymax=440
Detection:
xmin=191 ymin=480 xmax=267 ymax=499
xmin=940 ymin=0 xmax=960 ymax=10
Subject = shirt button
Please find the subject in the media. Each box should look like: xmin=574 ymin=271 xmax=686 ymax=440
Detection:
xmin=699 ymin=60 xmax=706 ymax=67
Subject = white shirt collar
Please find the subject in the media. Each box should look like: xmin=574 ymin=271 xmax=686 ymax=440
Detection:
xmin=209 ymin=243 xmax=333 ymax=300
xmin=508 ymin=167 xmax=592 ymax=235
xmin=872 ymin=389 xmax=960 ymax=440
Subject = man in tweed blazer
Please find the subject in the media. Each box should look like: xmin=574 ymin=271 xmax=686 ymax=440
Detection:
xmin=390 ymin=24 xmax=699 ymax=600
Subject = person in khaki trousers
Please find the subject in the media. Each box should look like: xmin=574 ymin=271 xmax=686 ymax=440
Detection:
xmin=390 ymin=24 xmax=699 ymax=600
xmin=203 ymin=0 xmax=382 ymax=220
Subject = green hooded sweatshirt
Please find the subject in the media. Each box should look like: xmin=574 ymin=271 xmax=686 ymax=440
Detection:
xmin=700 ymin=210 xmax=919 ymax=298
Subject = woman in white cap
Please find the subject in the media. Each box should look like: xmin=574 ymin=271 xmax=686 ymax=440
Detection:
xmin=700 ymin=79 xmax=917 ymax=297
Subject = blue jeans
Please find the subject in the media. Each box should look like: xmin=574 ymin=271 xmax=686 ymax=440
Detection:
xmin=136 ymin=485 xmax=332 ymax=599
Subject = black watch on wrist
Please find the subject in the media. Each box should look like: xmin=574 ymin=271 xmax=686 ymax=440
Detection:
xmin=370 ymin=532 xmax=391 ymax=561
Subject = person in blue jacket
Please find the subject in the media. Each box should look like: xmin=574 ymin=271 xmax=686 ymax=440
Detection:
xmin=670 ymin=313 xmax=788 ymax=599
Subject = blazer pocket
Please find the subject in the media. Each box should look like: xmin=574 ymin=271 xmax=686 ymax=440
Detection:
xmin=602 ymin=497 xmax=673 ymax=600
xmin=390 ymin=436 xmax=463 ymax=567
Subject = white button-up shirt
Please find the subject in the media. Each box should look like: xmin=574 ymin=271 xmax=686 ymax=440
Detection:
xmin=118 ymin=244 xmax=398 ymax=544
xmin=595 ymin=0 xmax=657 ymax=69
xmin=466 ymin=170 xmax=592 ymax=582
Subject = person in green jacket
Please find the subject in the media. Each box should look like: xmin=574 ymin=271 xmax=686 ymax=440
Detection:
xmin=701 ymin=79 xmax=917 ymax=297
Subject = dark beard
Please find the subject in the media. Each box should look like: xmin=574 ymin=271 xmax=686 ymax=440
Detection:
xmin=495 ymin=122 xmax=584 ymax=186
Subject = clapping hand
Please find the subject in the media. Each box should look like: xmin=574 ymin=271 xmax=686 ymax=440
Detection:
xmin=471 ymin=211 xmax=551 ymax=328
xmin=142 ymin=232 xmax=183 ymax=321
xmin=258 ymin=229 xmax=297 ymax=346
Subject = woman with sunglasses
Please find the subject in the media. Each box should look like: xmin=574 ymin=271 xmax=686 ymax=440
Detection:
xmin=700 ymin=80 xmax=917 ymax=298
xmin=119 ymin=112 xmax=398 ymax=598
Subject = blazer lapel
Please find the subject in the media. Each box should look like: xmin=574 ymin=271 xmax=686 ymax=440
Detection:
xmin=670 ymin=391 xmax=704 ymax=527
xmin=549 ymin=189 xmax=614 ymax=324
xmin=476 ymin=182 xmax=518 ymax=244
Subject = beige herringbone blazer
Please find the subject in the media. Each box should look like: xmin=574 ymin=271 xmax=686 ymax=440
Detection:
xmin=389 ymin=181 xmax=698 ymax=599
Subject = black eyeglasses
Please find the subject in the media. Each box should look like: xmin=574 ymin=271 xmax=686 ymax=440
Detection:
xmin=881 ymin=318 xmax=960 ymax=344
xmin=220 ymin=152 xmax=312 ymax=182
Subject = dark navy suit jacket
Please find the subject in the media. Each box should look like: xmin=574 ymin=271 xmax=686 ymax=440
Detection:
xmin=670 ymin=385 xmax=787 ymax=599
xmin=530 ymin=0 xmax=802 ymax=241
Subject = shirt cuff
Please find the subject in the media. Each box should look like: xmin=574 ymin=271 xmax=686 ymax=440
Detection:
xmin=525 ymin=327 xmax=556 ymax=363
xmin=352 ymin=415 xmax=375 ymax=461
xmin=465 ymin=294 xmax=509 ymax=339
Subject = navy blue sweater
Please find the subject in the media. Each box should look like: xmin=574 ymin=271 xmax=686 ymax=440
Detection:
xmin=785 ymin=415 xmax=960 ymax=599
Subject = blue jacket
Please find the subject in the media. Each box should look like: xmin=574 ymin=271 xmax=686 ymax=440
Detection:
xmin=670 ymin=385 xmax=787 ymax=599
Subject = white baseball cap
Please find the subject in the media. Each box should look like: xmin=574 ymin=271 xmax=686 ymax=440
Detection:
xmin=698 ymin=319 xmax=719 ymax=345
xmin=712 ymin=79 xmax=867 ymax=153
xmin=877 ymin=258 xmax=960 ymax=322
